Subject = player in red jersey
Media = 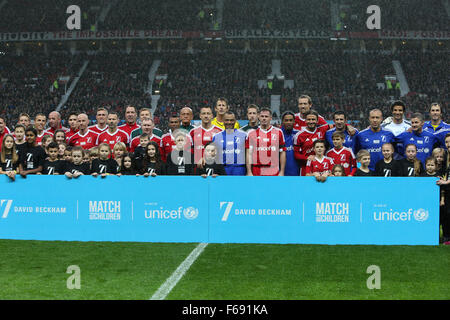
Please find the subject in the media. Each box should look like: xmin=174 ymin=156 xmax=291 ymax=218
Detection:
xmin=160 ymin=132 xmax=175 ymax=163
xmin=325 ymin=131 xmax=356 ymax=176
xmin=190 ymin=106 xmax=223 ymax=164
xmin=294 ymin=95 xmax=328 ymax=131
xmin=43 ymin=111 xmax=69 ymax=136
xmin=68 ymin=113 xmax=99 ymax=149
xmin=65 ymin=112 xmax=79 ymax=142
xmin=293 ymin=110 xmax=330 ymax=176
xmin=130 ymin=118 xmax=161 ymax=153
xmin=33 ymin=113 xmax=48 ymax=146
xmin=159 ymin=115 xmax=181 ymax=162
xmin=119 ymin=105 xmax=140 ymax=136
xmin=305 ymin=140 xmax=334 ymax=182
xmin=88 ymin=107 xmax=109 ymax=134
xmin=98 ymin=111 xmax=130 ymax=150
xmin=0 ymin=115 xmax=11 ymax=149
xmin=246 ymin=108 xmax=286 ymax=176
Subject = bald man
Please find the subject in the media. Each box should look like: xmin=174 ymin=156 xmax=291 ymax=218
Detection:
xmin=67 ymin=113 xmax=99 ymax=149
xmin=180 ymin=107 xmax=195 ymax=132
xmin=44 ymin=111 xmax=69 ymax=136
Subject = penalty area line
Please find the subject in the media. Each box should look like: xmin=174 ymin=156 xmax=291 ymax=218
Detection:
xmin=150 ymin=242 xmax=209 ymax=300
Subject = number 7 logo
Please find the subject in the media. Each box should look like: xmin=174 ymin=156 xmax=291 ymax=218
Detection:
xmin=1 ymin=200 xmax=13 ymax=219
xmin=220 ymin=202 xmax=234 ymax=222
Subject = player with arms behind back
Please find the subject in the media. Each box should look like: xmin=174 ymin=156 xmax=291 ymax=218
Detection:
xmin=246 ymin=108 xmax=286 ymax=176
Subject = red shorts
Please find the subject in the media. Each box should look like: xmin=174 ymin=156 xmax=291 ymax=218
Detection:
xmin=251 ymin=165 xmax=279 ymax=176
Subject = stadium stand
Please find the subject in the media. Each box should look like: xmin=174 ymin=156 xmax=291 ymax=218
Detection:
xmin=0 ymin=0 xmax=103 ymax=32
xmin=154 ymin=51 xmax=272 ymax=121
xmin=0 ymin=50 xmax=85 ymax=126
xmin=222 ymin=0 xmax=330 ymax=30
xmin=0 ymin=0 xmax=448 ymax=132
xmin=100 ymin=0 xmax=215 ymax=31
xmin=336 ymin=0 xmax=450 ymax=31
xmin=61 ymin=50 xmax=154 ymax=122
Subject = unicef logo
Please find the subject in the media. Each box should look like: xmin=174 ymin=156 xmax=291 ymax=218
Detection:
xmin=183 ymin=207 xmax=199 ymax=220
xmin=413 ymin=209 xmax=429 ymax=222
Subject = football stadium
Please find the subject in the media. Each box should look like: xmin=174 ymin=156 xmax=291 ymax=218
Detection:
xmin=0 ymin=0 xmax=449 ymax=306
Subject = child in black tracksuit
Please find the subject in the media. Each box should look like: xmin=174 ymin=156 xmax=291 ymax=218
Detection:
xmin=197 ymin=142 xmax=226 ymax=178
xmin=436 ymin=133 xmax=450 ymax=244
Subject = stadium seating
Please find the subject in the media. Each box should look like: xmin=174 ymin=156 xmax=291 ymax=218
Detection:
xmin=0 ymin=50 xmax=85 ymax=125
xmin=0 ymin=0 xmax=102 ymax=32
xmin=397 ymin=49 xmax=449 ymax=117
xmin=0 ymin=1 xmax=448 ymax=132
xmin=222 ymin=0 xmax=330 ymax=31
xmin=62 ymin=50 xmax=154 ymax=121
xmin=100 ymin=0 xmax=215 ymax=31
xmin=338 ymin=0 xmax=449 ymax=31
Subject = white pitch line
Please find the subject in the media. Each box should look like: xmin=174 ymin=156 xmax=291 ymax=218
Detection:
xmin=150 ymin=242 xmax=208 ymax=300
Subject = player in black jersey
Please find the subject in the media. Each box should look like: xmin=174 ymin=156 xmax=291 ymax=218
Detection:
xmin=397 ymin=144 xmax=423 ymax=177
xmin=353 ymin=150 xmax=374 ymax=176
xmin=166 ymin=131 xmax=194 ymax=175
xmin=0 ymin=134 xmax=19 ymax=180
xmin=41 ymin=142 xmax=66 ymax=175
xmin=420 ymin=157 xmax=439 ymax=177
xmin=436 ymin=133 xmax=450 ymax=244
xmin=198 ymin=142 xmax=226 ymax=178
xmin=19 ymin=127 xmax=45 ymax=177
xmin=139 ymin=141 xmax=166 ymax=176
xmin=117 ymin=154 xmax=138 ymax=176
xmin=14 ymin=124 xmax=26 ymax=156
xmin=65 ymin=146 xmax=91 ymax=178
xmin=432 ymin=148 xmax=446 ymax=176
xmin=374 ymin=143 xmax=400 ymax=177
xmin=91 ymin=143 xmax=118 ymax=177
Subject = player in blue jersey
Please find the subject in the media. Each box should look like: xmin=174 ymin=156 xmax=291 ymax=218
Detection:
xmin=394 ymin=113 xmax=438 ymax=165
xmin=423 ymin=103 xmax=450 ymax=133
xmin=325 ymin=111 xmax=358 ymax=150
xmin=354 ymin=109 xmax=395 ymax=171
xmin=212 ymin=111 xmax=247 ymax=176
xmin=280 ymin=111 xmax=300 ymax=176
xmin=434 ymin=127 xmax=450 ymax=150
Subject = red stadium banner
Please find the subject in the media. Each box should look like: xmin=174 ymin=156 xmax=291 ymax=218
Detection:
xmin=0 ymin=30 xmax=448 ymax=42
xmin=224 ymin=29 xmax=330 ymax=39
xmin=379 ymin=30 xmax=450 ymax=40
xmin=0 ymin=30 xmax=184 ymax=41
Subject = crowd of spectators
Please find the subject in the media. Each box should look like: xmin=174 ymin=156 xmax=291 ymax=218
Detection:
xmin=0 ymin=0 xmax=103 ymax=32
xmin=62 ymin=50 xmax=154 ymax=122
xmin=0 ymin=0 xmax=448 ymax=33
xmin=0 ymin=43 xmax=447 ymax=133
xmin=398 ymin=49 xmax=449 ymax=117
xmin=278 ymin=49 xmax=399 ymax=128
xmin=0 ymin=50 xmax=84 ymax=128
xmin=154 ymin=51 xmax=273 ymax=124
xmin=338 ymin=0 xmax=449 ymax=31
xmin=222 ymin=0 xmax=330 ymax=31
xmin=100 ymin=0 xmax=215 ymax=31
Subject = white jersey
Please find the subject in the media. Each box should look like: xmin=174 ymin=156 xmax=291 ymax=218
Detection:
xmin=381 ymin=117 xmax=411 ymax=136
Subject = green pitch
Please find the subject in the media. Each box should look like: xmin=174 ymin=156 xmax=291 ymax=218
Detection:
xmin=0 ymin=240 xmax=448 ymax=300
